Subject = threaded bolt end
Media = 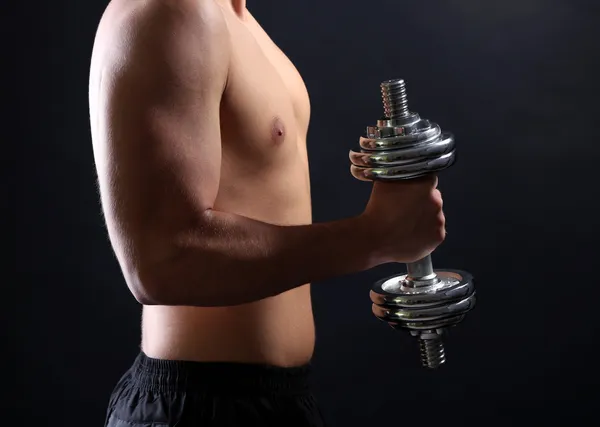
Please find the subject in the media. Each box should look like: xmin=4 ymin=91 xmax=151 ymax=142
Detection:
xmin=419 ymin=335 xmax=446 ymax=369
xmin=381 ymin=79 xmax=410 ymax=120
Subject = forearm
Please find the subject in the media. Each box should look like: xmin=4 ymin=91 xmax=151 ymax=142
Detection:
xmin=139 ymin=209 xmax=378 ymax=307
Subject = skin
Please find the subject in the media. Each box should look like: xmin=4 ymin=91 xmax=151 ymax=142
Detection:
xmin=89 ymin=0 xmax=446 ymax=367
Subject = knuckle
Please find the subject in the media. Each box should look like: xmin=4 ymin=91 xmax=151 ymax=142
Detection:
xmin=435 ymin=227 xmax=446 ymax=243
xmin=430 ymin=189 xmax=443 ymax=206
xmin=437 ymin=211 xmax=446 ymax=225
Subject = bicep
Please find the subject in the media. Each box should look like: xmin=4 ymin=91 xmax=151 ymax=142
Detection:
xmin=92 ymin=0 xmax=230 ymax=244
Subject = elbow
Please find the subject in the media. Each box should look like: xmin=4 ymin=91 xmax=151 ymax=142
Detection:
xmin=132 ymin=288 xmax=161 ymax=306
xmin=126 ymin=253 xmax=213 ymax=307
xmin=131 ymin=212 xmax=216 ymax=306
xmin=124 ymin=261 xmax=176 ymax=306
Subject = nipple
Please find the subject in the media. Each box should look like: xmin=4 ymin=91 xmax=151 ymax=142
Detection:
xmin=271 ymin=116 xmax=286 ymax=144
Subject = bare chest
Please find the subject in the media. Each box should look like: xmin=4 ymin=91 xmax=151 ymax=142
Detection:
xmin=212 ymin=9 xmax=312 ymax=223
xmin=219 ymin=11 xmax=311 ymax=166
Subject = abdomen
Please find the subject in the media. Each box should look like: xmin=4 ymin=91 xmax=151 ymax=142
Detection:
xmin=141 ymin=284 xmax=315 ymax=366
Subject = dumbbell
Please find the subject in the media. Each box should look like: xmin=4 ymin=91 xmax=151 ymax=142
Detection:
xmin=349 ymin=79 xmax=476 ymax=369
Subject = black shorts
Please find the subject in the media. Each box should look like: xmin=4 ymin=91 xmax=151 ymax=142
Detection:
xmin=104 ymin=352 xmax=326 ymax=427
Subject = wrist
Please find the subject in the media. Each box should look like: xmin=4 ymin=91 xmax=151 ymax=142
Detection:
xmin=349 ymin=213 xmax=387 ymax=270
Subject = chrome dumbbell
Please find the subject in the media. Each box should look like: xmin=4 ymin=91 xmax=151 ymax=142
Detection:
xmin=350 ymin=79 xmax=476 ymax=369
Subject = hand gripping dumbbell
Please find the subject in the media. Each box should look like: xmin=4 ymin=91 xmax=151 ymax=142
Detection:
xmin=349 ymin=79 xmax=476 ymax=369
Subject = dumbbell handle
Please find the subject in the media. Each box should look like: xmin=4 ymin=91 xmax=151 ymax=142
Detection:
xmin=406 ymin=254 xmax=436 ymax=283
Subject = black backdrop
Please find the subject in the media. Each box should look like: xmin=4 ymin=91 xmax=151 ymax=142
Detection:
xmin=10 ymin=0 xmax=600 ymax=425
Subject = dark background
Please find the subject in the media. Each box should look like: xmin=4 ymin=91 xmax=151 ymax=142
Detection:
xmin=10 ymin=0 xmax=600 ymax=425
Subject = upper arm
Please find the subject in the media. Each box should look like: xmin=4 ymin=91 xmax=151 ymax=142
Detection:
xmin=89 ymin=0 xmax=230 ymax=266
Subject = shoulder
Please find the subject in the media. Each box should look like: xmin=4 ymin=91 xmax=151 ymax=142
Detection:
xmin=94 ymin=0 xmax=229 ymax=55
xmin=91 ymin=0 xmax=230 ymax=80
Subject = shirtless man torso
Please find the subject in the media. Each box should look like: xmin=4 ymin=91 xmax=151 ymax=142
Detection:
xmin=89 ymin=0 xmax=445 ymax=425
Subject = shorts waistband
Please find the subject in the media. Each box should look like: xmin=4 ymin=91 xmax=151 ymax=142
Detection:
xmin=130 ymin=352 xmax=312 ymax=394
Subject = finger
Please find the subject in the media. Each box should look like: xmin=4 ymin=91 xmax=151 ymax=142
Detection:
xmin=432 ymin=189 xmax=443 ymax=207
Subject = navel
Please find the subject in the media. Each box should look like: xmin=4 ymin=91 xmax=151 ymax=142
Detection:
xmin=271 ymin=116 xmax=286 ymax=144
